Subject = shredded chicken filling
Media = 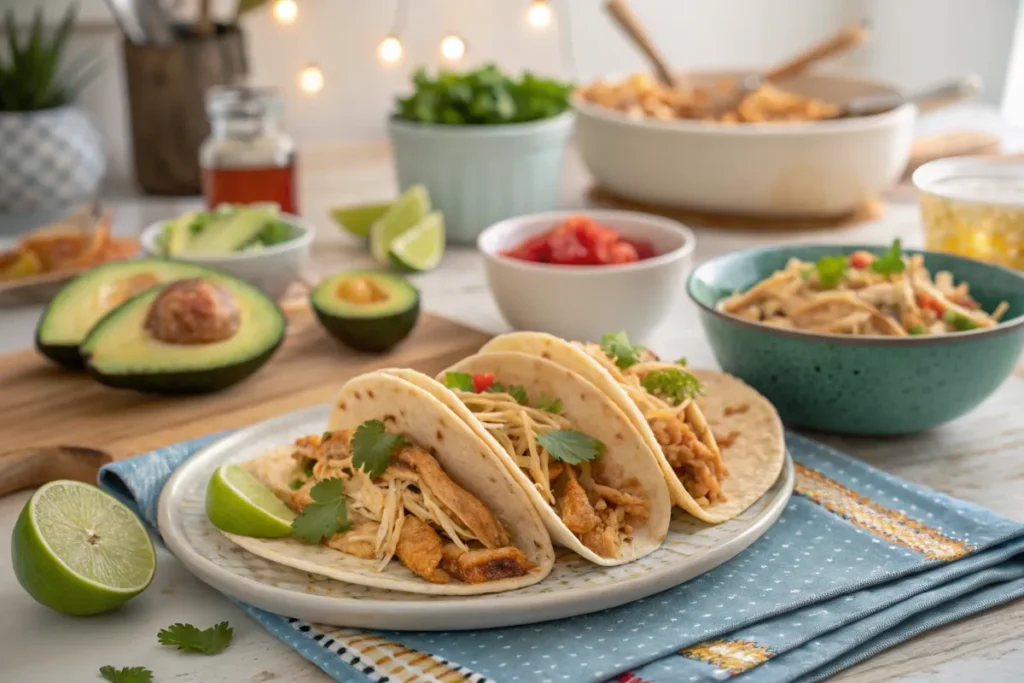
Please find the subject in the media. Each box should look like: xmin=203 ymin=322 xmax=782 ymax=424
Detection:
xmin=285 ymin=430 xmax=534 ymax=584
xmin=717 ymin=253 xmax=1009 ymax=336
xmin=579 ymin=347 xmax=729 ymax=508
xmin=454 ymin=390 xmax=649 ymax=559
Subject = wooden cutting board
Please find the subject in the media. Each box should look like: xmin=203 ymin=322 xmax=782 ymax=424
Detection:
xmin=0 ymin=310 xmax=491 ymax=493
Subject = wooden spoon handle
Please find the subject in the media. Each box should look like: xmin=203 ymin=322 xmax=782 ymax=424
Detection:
xmin=604 ymin=0 xmax=687 ymax=92
xmin=764 ymin=19 xmax=871 ymax=82
xmin=0 ymin=446 xmax=113 ymax=498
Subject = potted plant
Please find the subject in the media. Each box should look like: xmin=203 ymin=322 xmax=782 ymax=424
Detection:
xmin=0 ymin=4 xmax=104 ymax=232
xmin=389 ymin=64 xmax=575 ymax=244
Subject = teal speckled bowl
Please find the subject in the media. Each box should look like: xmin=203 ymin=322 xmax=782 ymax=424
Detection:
xmin=687 ymin=244 xmax=1024 ymax=435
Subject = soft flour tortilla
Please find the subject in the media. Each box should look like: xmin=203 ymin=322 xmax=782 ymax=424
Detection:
xmin=382 ymin=352 xmax=672 ymax=567
xmin=479 ymin=332 xmax=785 ymax=523
xmin=223 ymin=371 xmax=556 ymax=595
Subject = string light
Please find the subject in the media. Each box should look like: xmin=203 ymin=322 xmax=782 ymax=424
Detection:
xmin=526 ymin=0 xmax=552 ymax=29
xmin=378 ymin=0 xmax=409 ymax=66
xmin=440 ymin=34 xmax=466 ymax=62
xmin=378 ymin=35 xmax=403 ymax=64
xmin=299 ymin=64 xmax=324 ymax=94
xmin=273 ymin=0 xmax=297 ymax=25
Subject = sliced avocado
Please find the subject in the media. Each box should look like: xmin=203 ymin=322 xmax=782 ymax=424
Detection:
xmin=311 ymin=270 xmax=420 ymax=352
xmin=186 ymin=206 xmax=277 ymax=255
xmin=35 ymin=259 xmax=212 ymax=369
xmin=80 ymin=271 xmax=285 ymax=394
xmin=166 ymin=210 xmax=199 ymax=256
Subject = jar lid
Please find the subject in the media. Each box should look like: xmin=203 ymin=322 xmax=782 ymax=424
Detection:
xmin=206 ymin=85 xmax=283 ymax=119
xmin=912 ymin=156 xmax=1024 ymax=207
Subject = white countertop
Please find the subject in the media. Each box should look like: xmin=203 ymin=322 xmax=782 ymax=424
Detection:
xmin=3 ymin=115 xmax=1024 ymax=682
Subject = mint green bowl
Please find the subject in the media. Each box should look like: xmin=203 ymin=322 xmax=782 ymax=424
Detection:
xmin=687 ymin=244 xmax=1024 ymax=435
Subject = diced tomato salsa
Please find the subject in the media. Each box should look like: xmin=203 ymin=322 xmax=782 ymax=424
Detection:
xmin=501 ymin=215 xmax=657 ymax=266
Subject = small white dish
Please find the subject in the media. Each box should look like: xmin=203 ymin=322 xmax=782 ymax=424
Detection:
xmin=140 ymin=212 xmax=314 ymax=300
xmin=159 ymin=403 xmax=793 ymax=630
xmin=477 ymin=209 xmax=695 ymax=344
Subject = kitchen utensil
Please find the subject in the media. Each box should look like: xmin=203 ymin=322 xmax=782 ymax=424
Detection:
xmin=709 ymin=19 xmax=871 ymax=118
xmin=603 ymin=0 xmax=690 ymax=94
xmin=837 ymin=74 xmax=983 ymax=118
xmin=0 ymin=445 xmax=113 ymax=497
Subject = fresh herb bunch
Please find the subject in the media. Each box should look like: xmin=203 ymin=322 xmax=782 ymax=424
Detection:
xmin=394 ymin=64 xmax=574 ymax=125
xmin=0 ymin=5 xmax=98 ymax=112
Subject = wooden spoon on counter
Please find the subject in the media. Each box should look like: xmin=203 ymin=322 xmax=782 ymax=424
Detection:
xmin=604 ymin=0 xmax=692 ymax=95
xmin=0 ymin=445 xmax=113 ymax=498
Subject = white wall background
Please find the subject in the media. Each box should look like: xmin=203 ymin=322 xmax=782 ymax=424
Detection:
xmin=8 ymin=0 xmax=1021 ymax=189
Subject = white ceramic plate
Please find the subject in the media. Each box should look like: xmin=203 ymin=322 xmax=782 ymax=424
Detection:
xmin=159 ymin=404 xmax=794 ymax=631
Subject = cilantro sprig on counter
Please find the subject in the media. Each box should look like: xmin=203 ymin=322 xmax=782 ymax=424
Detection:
xmin=600 ymin=331 xmax=646 ymax=369
xmin=641 ymin=369 xmax=702 ymax=406
xmin=99 ymin=666 xmax=153 ymax=683
xmin=536 ymin=430 xmax=605 ymax=465
xmin=394 ymin=64 xmax=573 ymax=125
xmin=157 ymin=621 xmax=233 ymax=655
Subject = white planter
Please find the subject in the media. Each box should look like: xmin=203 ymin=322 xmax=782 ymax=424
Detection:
xmin=0 ymin=106 xmax=106 ymax=214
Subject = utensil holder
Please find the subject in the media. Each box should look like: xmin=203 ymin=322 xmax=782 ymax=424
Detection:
xmin=122 ymin=24 xmax=248 ymax=195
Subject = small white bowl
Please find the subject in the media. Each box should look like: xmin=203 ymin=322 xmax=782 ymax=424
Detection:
xmin=140 ymin=212 xmax=314 ymax=300
xmin=573 ymin=71 xmax=916 ymax=217
xmin=478 ymin=209 xmax=695 ymax=343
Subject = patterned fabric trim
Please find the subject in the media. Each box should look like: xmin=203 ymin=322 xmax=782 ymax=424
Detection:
xmin=678 ymin=638 xmax=775 ymax=674
xmin=794 ymin=463 xmax=974 ymax=561
xmin=286 ymin=618 xmax=493 ymax=683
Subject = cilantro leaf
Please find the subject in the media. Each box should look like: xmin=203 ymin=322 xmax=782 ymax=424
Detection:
xmin=352 ymin=419 xmax=406 ymax=478
xmin=871 ymin=239 xmax=906 ymax=275
xmin=290 ymin=478 xmax=349 ymax=543
xmin=944 ymin=310 xmax=979 ymax=331
xmin=814 ymin=255 xmax=847 ymax=289
xmin=443 ymin=371 xmax=474 ymax=392
xmin=640 ymin=369 xmax=702 ymax=406
xmin=506 ymin=384 xmax=528 ymax=405
xmin=600 ymin=331 xmax=645 ymax=369
xmin=536 ymin=393 xmax=563 ymax=414
xmin=99 ymin=666 xmax=153 ymax=683
xmin=908 ymin=325 xmax=927 ymax=335
xmin=675 ymin=357 xmax=688 ymax=366
xmin=536 ymin=430 xmax=605 ymax=465
xmin=157 ymin=621 xmax=233 ymax=655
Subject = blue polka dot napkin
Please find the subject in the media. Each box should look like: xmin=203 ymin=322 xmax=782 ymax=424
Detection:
xmin=99 ymin=430 xmax=1024 ymax=683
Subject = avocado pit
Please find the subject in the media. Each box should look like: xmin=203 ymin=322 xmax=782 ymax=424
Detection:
xmin=311 ymin=269 xmax=421 ymax=352
xmin=145 ymin=278 xmax=241 ymax=345
xmin=337 ymin=275 xmax=391 ymax=305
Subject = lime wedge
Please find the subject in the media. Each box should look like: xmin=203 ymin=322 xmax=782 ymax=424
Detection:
xmin=206 ymin=463 xmax=296 ymax=538
xmin=370 ymin=185 xmax=431 ymax=266
xmin=390 ymin=211 xmax=446 ymax=272
xmin=11 ymin=480 xmax=156 ymax=615
xmin=330 ymin=201 xmax=393 ymax=239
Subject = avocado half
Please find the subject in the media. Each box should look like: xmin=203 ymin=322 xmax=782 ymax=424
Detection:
xmin=35 ymin=259 xmax=213 ymax=369
xmin=80 ymin=271 xmax=285 ymax=395
xmin=311 ymin=270 xmax=420 ymax=352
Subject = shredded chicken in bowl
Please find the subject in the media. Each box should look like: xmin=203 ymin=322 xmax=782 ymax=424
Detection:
xmin=285 ymin=429 xmax=535 ymax=585
xmin=717 ymin=240 xmax=1010 ymax=336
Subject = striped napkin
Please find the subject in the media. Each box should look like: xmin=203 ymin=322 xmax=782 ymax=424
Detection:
xmin=99 ymin=428 xmax=1024 ymax=683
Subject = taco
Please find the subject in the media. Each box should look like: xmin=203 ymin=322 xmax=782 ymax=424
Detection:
xmin=381 ymin=351 xmax=672 ymax=567
xmin=478 ymin=332 xmax=784 ymax=524
xmin=222 ymin=370 xmax=555 ymax=595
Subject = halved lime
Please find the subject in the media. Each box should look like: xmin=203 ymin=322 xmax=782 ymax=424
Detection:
xmin=370 ymin=185 xmax=431 ymax=266
xmin=330 ymin=201 xmax=393 ymax=239
xmin=390 ymin=211 xmax=446 ymax=272
xmin=11 ymin=480 xmax=156 ymax=616
xmin=206 ymin=463 xmax=296 ymax=538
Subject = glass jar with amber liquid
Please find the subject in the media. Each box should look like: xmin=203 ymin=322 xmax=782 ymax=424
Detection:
xmin=200 ymin=86 xmax=298 ymax=214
